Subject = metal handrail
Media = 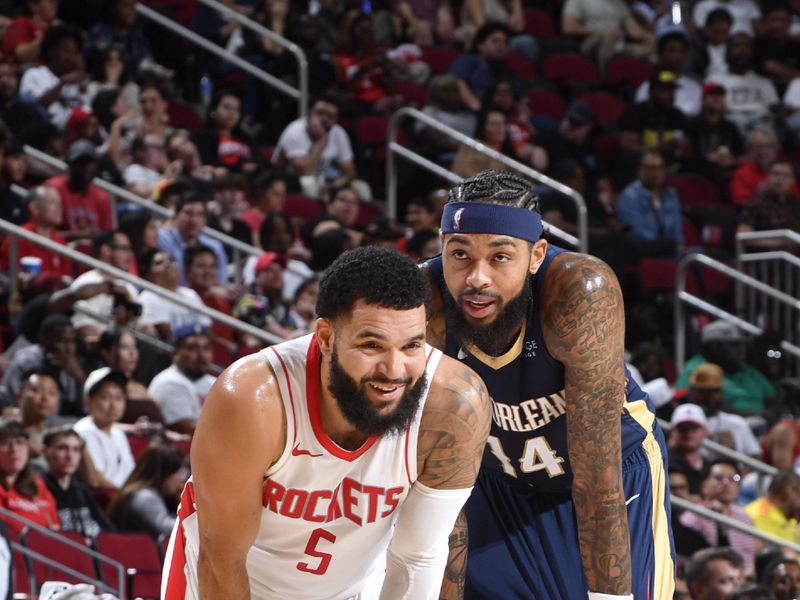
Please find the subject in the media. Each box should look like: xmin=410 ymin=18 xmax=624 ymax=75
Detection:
xmin=196 ymin=0 xmax=308 ymax=118
xmin=674 ymin=253 xmax=800 ymax=372
xmin=0 ymin=507 xmax=125 ymax=597
xmin=735 ymin=229 xmax=800 ymax=258
xmin=387 ymin=107 xmax=588 ymax=252
xmin=136 ymin=3 xmax=299 ymax=103
xmin=0 ymin=219 xmax=285 ymax=347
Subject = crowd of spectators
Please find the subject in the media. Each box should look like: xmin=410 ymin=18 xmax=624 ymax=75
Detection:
xmin=0 ymin=0 xmax=798 ymax=597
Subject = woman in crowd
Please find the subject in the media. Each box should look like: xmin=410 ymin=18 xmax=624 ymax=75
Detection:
xmin=484 ymin=79 xmax=548 ymax=171
xmin=97 ymin=328 xmax=153 ymax=406
xmin=118 ymin=212 xmax=159 ymax=276
xmin=191 ymin=92 xmax=252 ymax=170
xmin=452 ymin=107 xmax=523 ymax=177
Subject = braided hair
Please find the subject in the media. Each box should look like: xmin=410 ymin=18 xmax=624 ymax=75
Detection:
xmin=448 ymin=170 xmax=540 ymax=212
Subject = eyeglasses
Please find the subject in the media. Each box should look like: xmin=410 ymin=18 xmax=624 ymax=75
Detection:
xmin=712 ymin=474 xmax=741 ymax=484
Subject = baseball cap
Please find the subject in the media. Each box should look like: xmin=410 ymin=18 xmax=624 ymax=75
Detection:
xmin=255 ymin=252 xmax=287 ymax=275
xmin=701 ymin=320 xmax=746 ymax=344
xmin=688 ymin=363 xmax=723 ymax=390
xmin=702 ymin=82 xmax=726 ymax=97
xmin=173 ymin=323 xmax=210 ymax=346
xmin=83 ymin=367 xmax=127 ymax=398
xmin=66 ymin=138 xmax=98 ymax=164
xmin=670 ymin=403 xmax=708 ymax=429
xmin=566 ymin=100 xmax=593 ymax=126
xmin=649 ymin=70 xmax=678 ymax=89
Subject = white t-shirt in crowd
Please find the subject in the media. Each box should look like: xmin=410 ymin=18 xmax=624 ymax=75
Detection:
xmin=123 ymin=163 xmax=162 ymax=192
xmin=636 ymin=76 xmax=703 ymax=116
xmin=69 ymin=269 xmax=139 ymax=331
xmin=19 ymin=65 xmax=87 ymax=129
xmin=148 ymin=364 xmax=215 ymax=426
xmin=706 ymin=71 xmax=778 ymax=131
xmin=273 ymin=117 xmax=355 ymax=187
xmin=784 ymin=78 xmax=800 ymax=110
xmin=692 ymin=0 xmax=760 ymax=33
xmin=707 ymin=411 xmax=762 ymax=457
xmin=73 ymin=417 xmax=135 ymax=488
xmin=137 ymin=287 xmax=211 ymax=331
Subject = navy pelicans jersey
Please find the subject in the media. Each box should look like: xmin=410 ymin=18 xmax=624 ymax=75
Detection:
xmin=428 ymin=245 xmax=657 ymax=493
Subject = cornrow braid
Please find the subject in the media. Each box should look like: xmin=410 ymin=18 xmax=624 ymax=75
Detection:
xmin=448 ymin=170 xmax=540 ymax=213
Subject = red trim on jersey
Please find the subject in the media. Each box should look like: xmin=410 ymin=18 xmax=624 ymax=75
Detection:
xmin=164 ymin=480 xmax=196 ymax=600
xmin=306 ymin=335 xmax=378 ymax=461
xmin=270 ymin=345 xmax=298 ymax=449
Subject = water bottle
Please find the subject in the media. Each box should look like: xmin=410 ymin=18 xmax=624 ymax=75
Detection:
xmin=199 ymin=73 xmax=213 ymax=109
xmin=671 ymin=1 xmax=682 ymax=25
xmin=362 ymin=0 xmax=372 ymax=14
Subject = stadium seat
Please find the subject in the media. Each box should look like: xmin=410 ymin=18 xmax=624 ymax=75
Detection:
xmin=8 ymin=528 xmax=31 ymax=596
xmin=127 ymin=434 xmax=152 ymax=462
xmin=666 ymin=173 xmax=719 ymax=208
xmin=593 ymin=131 xmax=620 ymax=165
xmin=605 ymin=55 xmax=656 ymax=92
xmin=96 ymin=532 xmax=162 ymax=600
xmin=354 ymin=201 xmax=382 ymax=228
xmin=525 ymin=89 xmax=566 ymax=120
xmin=285 ymin=194 xmax=325 ymax=222
xmin=578 ymin=92 xmax=626 ymax=127
xmin=542 ymin=53 xmax=600 ymax=85
xmin=681 ymin=216 xmax=702 ymax=247
xmin=24 ymin=529 xmax=97 ymax=588
xmin=524 ymin=8 xmax=557 ymax=38
xmin=167 ymin=100 xmax=202 ymax=132
xmin=394 ymin=81 xmax=428 ymax=107
xmin=421 ymin=46 xmax=459 ymax=73
xmin=505 ymin=51 xmax=537 ymax=80
xmin=637 ymin=258 xmax=678 ymax=291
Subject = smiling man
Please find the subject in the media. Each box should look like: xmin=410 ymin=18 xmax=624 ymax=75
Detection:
xmin=426 ymin=170 xmax=675 ymax=600
xmin=162 ymin=246 xmax=491 ymax=600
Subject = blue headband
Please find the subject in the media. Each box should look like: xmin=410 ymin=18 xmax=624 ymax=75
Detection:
xmin=440 ymin=202 xmax=543 ymax=243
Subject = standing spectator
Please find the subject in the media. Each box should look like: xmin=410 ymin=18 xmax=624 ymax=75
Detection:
xmin=707 ymin=32 xmax=779 ymax=134
xmin=745 ymin=471 xmax=800 ymax=545
xmin=0 ymin=185 xmax=73 ymax=277
xmin=617 ymin=150 xmax=684 ymax=257
xmin=737 ymin=160 xmax=800 ymax=251
xmin=17 ymin=370 xmax=60 ymax=457
xmin=86 ymin=0 xmax=151 ymax=78
xmin=0 ymin=419 xmax=59 ymax=534
xmin=73 ymin=368 xmax=134 ymax=489
xmin=754 ymin=1 xmax=800 ymax=94
xmin=2 ymin=0 xmax=58 ymax=63
xmin=669 ymin=403 xmax=712 ymax=494
xmin=42 ymin=426 xmax=113 ymax=538
xmin=272 ymin=96 xmax=360 ymax=201
xmin=684 ymin=547 xmax=745 ymax=600
xmin=461 ymin=0 xmax=538 ymax=62
xmin=18 ymin=24 xmax=89 ymax=130
xmin=46 ymin=139 xmax=113 ymax=241
xmin=157 ymin=194 xmax=228 ymax=285
xmin=693 ymin=0 xmax=761 ymax=34
xmin=729 ymin=127 xmax=791 ymax=206
xmin=239 ymin=171 xmax=287 ymax=236
xmin=191 ymin=92 xmax=252 ymax=170
xmin=147 ymin=326 xmax=214 ymax=435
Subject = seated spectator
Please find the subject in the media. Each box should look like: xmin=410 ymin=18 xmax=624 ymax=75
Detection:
xmin=118 ymin=212 xmax=159 ymax=276
xmin=18 ymin=370 xmax=60 ymax=457
xmin=617 ymin=150 xmax=684 ymax=257
xmin=73 ymin=369 xmax=134 ymax=489
xmin=127 ymin=78 xmax=172 ymax=143
xmin=97 ymin=328 xmax=152 ymax=405
xmin=157 ymin=193 xmax=228 ymax=285
xmin=69 ymin=231 xmax=139 ymax=341
xmin=418 ymin=74 xmax=477 ymax=157
xmin=561 ymin=0 xmax=654 ymax=71
xmin=164 ymin=130 xmax=215 ymax=185
xmin=403 ymin=196 xmax=438 ymax=235
xmin=86 ymin=47 xmax=140 ymax=120
xmin=2 ymin=0 xmax=58 ymax=63
xmin=687 ymin=363 xmax=761 ymax=457
xmin=123 ymin=133 xmax=166 ymax=197
xmin=136 ymin=249 xmax=212 ymax=341
xmin=680 ymin=461 xmax=758 ymax=576
xmin=745 ymin=470 xmax=800 ymax=545
xmin=484 ymin=79 xmax=548 ymax=171
xmin=460 ymin=0 xmax=538 ymax=61
xmin=108 ymin=443 xmax=188 ymax=539
xmin=301 ymin=183 xmax=362 ymax=248
xmin=191 ymin=92 xmax=251 ymax=170
xmin=763 ymin=557 xmax=800 ymax=600
xmin=668 ymin=403 xmax=712 ymax=494
xmin=42 ymin=425 xmax=113 ymax=538
xmin=234 ymin=252 xmax=294 ymax=341
xmin=536 ymin=100 xmax=599 ymax=181
xmin=688 ymin=8 xmax=733 ymax=79
xmin=406 ymin=229 xmax=441 ymax=262
xmin=86 ymin=0 xmax=151 ymax=79
xmin=393 ymin=0 xmax=464 ymax=47
xmin=91 ymin=86 xmax=136 ymax=168
xmin=0 ymin=63 xmax=47 ymax=144
xmin=449 ymin=23 xmax=521 ymax=113
xmin=1 ymin=315 xmax=85 ymax=417
xmin=684 ymin=547 xmax=745 ymax=600
xmin=240 ymin=171 xmax=287 ymax=236
xmin=286 ymin=276 xmax=318 ymax=334
xmin=669 ymin=469 xmax=710 ymax=558
xmin=707 ymin=32 xmax=779 ymax=134
xmin=737 ymin=160 xmax=800 ymax=252
xmin=674 ymin=320 xmax=776 ymax=416
xmin=729 ymin=126 xmax=793 ymax=206
xmin=147 ymin=326 xmax=215 ymax=435
xmin=18 ymin=24 xmax=89 ymax=130
xmin=46 ymin=139 xmax=114 ymax=242
xmin=0 ymin=185 xmax=73 ymax=278
xmin=206 ymin=173 xmax=252 ymax=259
xmin=693 ymin=0 xmax=761 ymax=34
xmin=0 ymin=419 xmax=59 ymax=534
xmin=452 ymin=108 xmax=523 ymax=178
xmin=754 ymin=1 xmax=800 ymax=94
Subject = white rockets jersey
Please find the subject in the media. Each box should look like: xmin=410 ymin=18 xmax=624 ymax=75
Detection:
xmin=163 ymin=334 xmax=443 ymax=600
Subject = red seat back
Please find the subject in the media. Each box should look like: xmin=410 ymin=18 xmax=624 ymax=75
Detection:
xmin=25 ymin=529 xmax=97 ymax=587
xmin=421 ymin=46 xmax=459 ymax=73
xmin=285 ymin=194 xmax=325 ymax=223
xmin=638 ymin=258 xmax=678 ymax=291
xmin=96 ymin=532 xmax=162 ymax=599
xmin=666 ymin=173 xmax=719 ymax=208
xmin=525 ymin=89 xmax=567 ymax=120
xmin=524 ymin=8 xmax=557 ymax=37
xmin=167 ymin=100 xmax=202 ymax=132
xmin=605 ymin=55 xmax=656 ymax=91
xmin=394 ymin=81 xmax=428 ymax=107
xmin=505 ymin=52 xmax=537 ymax=80
xmin=578 ymin=92 xmax=626 ymax=126
xmin=542 ymin=53 xmax=600 ymax=84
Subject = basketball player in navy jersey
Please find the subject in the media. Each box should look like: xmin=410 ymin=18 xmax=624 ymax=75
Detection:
xmin=426 ymin=170 xmax=675 ymax=600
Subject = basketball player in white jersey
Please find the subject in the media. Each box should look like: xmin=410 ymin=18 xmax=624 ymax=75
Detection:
xmin=162 ymin=246 xmax=492 ymax=600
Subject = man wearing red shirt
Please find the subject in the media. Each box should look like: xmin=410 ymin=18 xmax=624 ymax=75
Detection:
xmin=2 ymin=0 xmax=58 ymax=63
xmin=730 ymin=127 xmax=800 ymax=205
xmin=46 ymin=139 xmax=113 ymax=241
xmin=0 ymin=184 xmax=73 ymax=277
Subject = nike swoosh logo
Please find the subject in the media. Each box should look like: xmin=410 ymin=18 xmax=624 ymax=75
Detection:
xmin=625 ymin=494 xmax=640 ymax=506
xmin=292 ymin=443 xmax=323 ymax=458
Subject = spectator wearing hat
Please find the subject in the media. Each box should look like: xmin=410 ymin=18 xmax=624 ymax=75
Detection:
xmin=147 ymin=325 xmax=215 ymax=435
xmin=738 ymin=160 xmax=800 ymax=251
xmin=234 ymin=252 xmax=295 ymax=342
xmin=754 ymin=1 xmax=800 ymax=94
xmin=668 ymin=403 xmax=712 ymax=494
xmin=46 ymin=139 xmax=113 ymax=242
xmin=674 ymin=319 xmax=776 ymax=416
xmin=706 ymin=31 xmax=779 ymax=134
xmin=688 ymin=363 xmax=761 ymax=457
xmin=745 ymin=470 xmax=800 ymax=546
xmin=73 ymin=368 xmax=134 ymax=489
xmin=636 ymin=27 xmax=703 ymax=117
xmin=536 ymin=100 xmax=599 ymax=184
xmin=0 ymin=184 xmax=73 ymax=277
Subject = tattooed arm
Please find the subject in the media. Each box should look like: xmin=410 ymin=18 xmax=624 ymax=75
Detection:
xmin=540 ymin=253 xmax=632 ymax=596
xmin=380 ymin=358 xmax=491 ymax=600
xmin=441 ymin=508 xmax=468 ymax=600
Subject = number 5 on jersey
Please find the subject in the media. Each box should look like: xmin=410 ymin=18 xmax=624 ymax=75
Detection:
xmin=487 ymin=435 xmax=565 ymax=478
xmin=298 ymin=528 xmax=336 ymax=575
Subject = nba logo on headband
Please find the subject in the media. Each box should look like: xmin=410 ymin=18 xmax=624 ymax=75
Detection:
xmin=453 ymin=207 xmax=465 ymax=230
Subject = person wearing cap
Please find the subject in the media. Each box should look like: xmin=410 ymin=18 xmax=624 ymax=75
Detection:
xmin=147 ymin=325 xmax=214 ymax=435
xmin=0 ymin=184 xmax=73 ymax=277
xmin=73 ymin=368 xmax=134 ymax=489
xmin=674 ymin=319 xmax=776 ymax=416
xmin=668 ymin=403 xmax=712 ymax=495
xmin=745 ymin=471 xmax=800 ymax=546
xmin=45 ymin=138 xmax=113 ymax=241
xmin=234 ymin=251 xmax=296 ymax=342
xmin=635 ymin=27 xmax=703 ymax=117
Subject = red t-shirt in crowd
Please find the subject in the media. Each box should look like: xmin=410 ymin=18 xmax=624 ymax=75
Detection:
xmin=46 ymin=174 xmax=113 ymax=233
xmin=217 ymin=134 xmax=251 ymax=168
xmin=2 ymin=17 xmax=46 ymax=59
xmin=240 ymin=208 xmax=265 ymax=234
xmin=335 ymin=53 xmax=389 ymax=103
xmin=0 ymin=476 xmax=60 ymax=534
xmin=731 ymin=158 xmax=800 ymax=206
xmin=0 ymin=222 xmax=73 ymax=277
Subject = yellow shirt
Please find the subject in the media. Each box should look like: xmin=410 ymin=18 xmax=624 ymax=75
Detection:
xmin=745 ymin=497 xmax=800 ymax=544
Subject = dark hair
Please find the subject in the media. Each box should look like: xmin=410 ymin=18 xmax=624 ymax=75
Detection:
xmin=97 ymin=326 xmax=136 ymax=366
xmin=259 ymin=212 xmax=294 ymax=251
xmin=756 ymin=547 xmax=786 ymax=583
xmin=118 ymin=212 xmax=154 ymax=257
xmin=406 ymin=229 xmax=439 ymax=258
xmin=473 ymin=106 xmax=515 ymax=157
xmin=447 ymin=169 xmax=540 ymax=212
xmin=705 ymin=7 xmax=733 ymax=27
xmin=708 ymin=458 xmax=741 ymax=475
xmin=762 ymin=0 xmax=791 ymax=17
xmin=87 ymin=46 xmax=129 ymax=87
xmin=213 ymin=172 xmax=248 ymax=192
xmin=39 ymin=314 xmax=72 ymax=342
xmin=472 ymin=22 xmax=510 ymax=53
xmin=725 ymin=583 xmax=772 ymax=600
xmin=93 ymin=230 xmax=116 ymax=256
xmin=686 ymin=547 xmax=744 ymax=590
xmin=657 ymin=32 xmax=688 ymax=55
xmin=206 ymin=90 xmax=242 ymax=129
xmin=0 ymin=420 xmax=37 ymax=499
xmin=254 ymin=170 xmax=288 ymax=197
xmin=317 ymin=246 xmax=431 ymax=322
xmin=326 ymin=181 xmax=356 ymax=205
xmin=41 ymin=24 xmax=83 ymax=63
xmin=407 ymin=196 xmax=435 ymax=214
xmin=20 ymin=368 xmax=62 ymax=392
xmin=158 ymin=180 xmax=194 ymax=208
xmin=91 ymin=88 xmax=122 ymax=131
xmin=639 ymin=149 xmax=665 ymax=169
xmin=138 ymin=248 xmax=160 ymax=279
xmin=761 ymin=556 xmax=798 ymax=586
xmin=308 ymin=227 xmax=350 ymax=271
xmin=183 ymin=244 xmax=216 ymax=273
xmin=42 ymin=425 xmax=82 ymax=448
xmin=139 ymin=77 xmax=169 ymax=102
xmin=768 ymin=470 xmax=800 ymax=495
xmin=292 ymin=275 xmax=319 ymax=304
xmin=174 ymin=192 xmax=206 ymax=216
xmin=311 ymin=93 xmax=340 ymax=110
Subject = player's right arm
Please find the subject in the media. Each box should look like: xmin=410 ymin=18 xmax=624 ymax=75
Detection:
xmin=191 ymin=353 xmax=286 ymax=599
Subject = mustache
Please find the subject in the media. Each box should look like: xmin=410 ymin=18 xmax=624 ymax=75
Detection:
xmin=458 ymin=288 xmax=501 ymax=301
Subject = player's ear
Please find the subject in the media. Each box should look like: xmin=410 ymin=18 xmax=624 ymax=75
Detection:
xmin=529 ymin=239 xmax=548 ymax=275
xmin=315 ymin=318 xmax=334 ymax=356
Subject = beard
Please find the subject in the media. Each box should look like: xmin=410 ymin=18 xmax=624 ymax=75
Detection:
xmin=327 ymin=346 xmax=428 ymax=437
xmin=442 ymin=274 xmax=532 ymax=357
